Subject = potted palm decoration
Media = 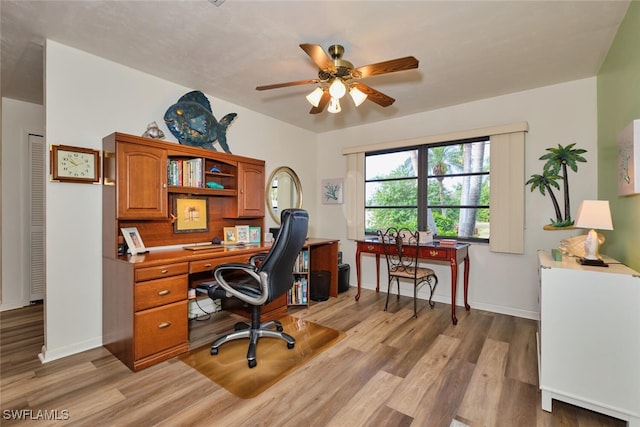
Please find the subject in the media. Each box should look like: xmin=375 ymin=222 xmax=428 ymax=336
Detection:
xmin=526 ymin=143 xmax=587 ymax=229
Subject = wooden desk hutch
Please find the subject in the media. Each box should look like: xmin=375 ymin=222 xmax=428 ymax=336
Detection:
xmin=102 ymin=133 xmax=337 ymax=371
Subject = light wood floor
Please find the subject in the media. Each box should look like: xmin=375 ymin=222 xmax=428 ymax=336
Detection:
xmin=0 ymin=288 xmax=626 ymax=427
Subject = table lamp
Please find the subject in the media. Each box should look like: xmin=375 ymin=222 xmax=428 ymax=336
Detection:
xmin=574 ymin=200 xmax=614 ymax=266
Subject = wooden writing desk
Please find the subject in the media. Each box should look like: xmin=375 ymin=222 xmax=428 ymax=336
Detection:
xmin=355 ymin=239 xmax=470 ymax=324
xmin=103 ymin=238 xmax=339 ymax=371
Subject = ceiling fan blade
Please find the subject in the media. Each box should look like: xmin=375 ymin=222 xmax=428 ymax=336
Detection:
xmin=256 ymin=79 xmax=319 ymax=91
xmin=353 ymin=83 xmax=395 ymax=107
xmin=353 ymin=56 xmax=419 ymax=78
xmin=309 ymin=91 xmax=331 ymax=114
xmin=300 ymin=43 xmax=336 ymax=72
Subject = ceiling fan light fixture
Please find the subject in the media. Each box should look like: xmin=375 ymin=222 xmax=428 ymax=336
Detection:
xmin=329 ymin=79 xmax=347 ymax=99
xmin=306 ymin=87 xmax=324 ymax=107
xmin=327 ymin=97 xmax=341 ymax=114
xmin=349 ymin=86 xmax=368 ymax=107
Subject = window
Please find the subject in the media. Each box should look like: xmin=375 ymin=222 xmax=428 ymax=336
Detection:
xmin=365 ymin=149 xmax=418 ymax=232
xmin=345 ymin=122 xmax=527 ymax=253
xmin=365 ymin=137 xmax=490 ymax=242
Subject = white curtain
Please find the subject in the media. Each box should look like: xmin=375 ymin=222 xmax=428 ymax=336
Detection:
xmin=489 ymin=131 xmax=525 ymax=254
xmin=345 ymin=152 xmax=365 ymax=241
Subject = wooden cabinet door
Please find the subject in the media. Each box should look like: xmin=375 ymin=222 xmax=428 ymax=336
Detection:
xmin=226 ymin=161 xmax=265 ymax=218
xmin=117 ymin=142 xmax=168 ymax=219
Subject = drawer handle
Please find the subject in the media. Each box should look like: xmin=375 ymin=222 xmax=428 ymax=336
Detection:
xmin=158 ymin=321 xmax=172 ymax=329
xmin=158 ymin=289 xmax=171 ymax=296
xmin=160 ymin=269 xmax=169 ymax=274
xmin=204 ymin=263 xmax=212 ymax=268
xmin=367 ymin=245 xmax=375 ymax=251
xmin=430 ymin=250 xmax=439 ymax=257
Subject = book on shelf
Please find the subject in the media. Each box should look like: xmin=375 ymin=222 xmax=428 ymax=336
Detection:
xmin=288 ymin=276 xmax=308 ymax=305
xmin=438 ymin=239 xmax=457 ymax=247
xmin=167 ymin=158 xmax=203 ymax=188
xmin=294 ymin=250 xmax=309 ymax=272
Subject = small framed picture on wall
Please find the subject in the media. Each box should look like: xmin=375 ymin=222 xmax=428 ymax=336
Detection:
xmin=321 ymin=178 xmax=344 ymax=204
xmin=173 ymin=196 xmax=208 ymax=233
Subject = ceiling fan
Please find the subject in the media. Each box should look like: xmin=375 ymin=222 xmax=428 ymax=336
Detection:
xmin=256 ymin=44 xmax=419 ymax=114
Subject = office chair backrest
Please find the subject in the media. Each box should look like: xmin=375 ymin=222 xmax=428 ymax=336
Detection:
xmin=258 ymin=209 xmax=309 ymax=304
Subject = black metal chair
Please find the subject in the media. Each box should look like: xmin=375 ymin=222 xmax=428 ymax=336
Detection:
xmin=206 ymin=209 xmax=309 ymax=368
xmin=378 ymin=227 xmax=438 ymax=318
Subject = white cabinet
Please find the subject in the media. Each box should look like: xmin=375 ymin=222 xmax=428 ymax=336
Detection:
xmin=537 ymin=251 xmax=640 ymax=426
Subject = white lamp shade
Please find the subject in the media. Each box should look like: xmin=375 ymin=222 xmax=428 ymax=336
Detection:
xmin=305 ymin=87 xmax=324 ymax=107
xmin=329 ymin=79 xmax=347 ymax=99
xmin=327 ymin=97 xmax=341 ymax=113
xmin=349 ymin=86 xmax=368 ymax=107
xmin=574 ymin=200 xmax=614 ymax=230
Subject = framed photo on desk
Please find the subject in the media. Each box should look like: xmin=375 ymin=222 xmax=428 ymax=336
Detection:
xmin=235 ymin=225 xmax=249 ymax=244
xmin=223 ymin=227 xmax=237 ymax=245
xmin=121 ymin=227 xmax=147 ymax=255
xmin=249 ymin=226 xmax=261 ymax=244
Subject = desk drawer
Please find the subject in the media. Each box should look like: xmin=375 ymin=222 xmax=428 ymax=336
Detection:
xmin=424 ymin=248 xmax=449 ymax=260
xmin=360 ymin=242 xmax=384 ymax=254
xmin=134 ymin=300 xmax=188 ymax=360
xmin=190 ymin=254 xmax=253 ymax=274
xmin=135 ymin=262 xmax=189 ymax=282
xmin=134 ymin=275 xmax=188 ymax=311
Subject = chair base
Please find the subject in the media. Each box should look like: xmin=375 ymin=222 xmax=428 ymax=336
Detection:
xmin=210 ymin=316 xmax=295 ymax=368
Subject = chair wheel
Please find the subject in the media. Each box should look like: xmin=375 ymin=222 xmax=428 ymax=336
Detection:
xmin=211 ymin=347 xmax=219 ymax=355
xmin=234 ymin=322 xmax=249 ymax=331
xmin=287 ymin=342 xmax=295 ymax=349
xmin=248 ymin=359 xmax=257 ymax=368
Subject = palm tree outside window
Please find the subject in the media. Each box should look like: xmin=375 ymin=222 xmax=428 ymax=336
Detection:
xmin=365 ymin=137 xmax=490 ymax=243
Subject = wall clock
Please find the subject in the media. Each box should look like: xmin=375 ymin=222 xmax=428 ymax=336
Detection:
xmin=50 ymin=144 xmax=101 ymax=183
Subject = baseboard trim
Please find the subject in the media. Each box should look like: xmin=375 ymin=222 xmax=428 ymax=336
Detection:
xmin=358 ymin=283 xmax=539 ymax=320
xmin=38 ymin=337 xmax=102 ymax=363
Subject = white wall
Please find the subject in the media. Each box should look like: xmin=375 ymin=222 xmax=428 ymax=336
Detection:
xmin=42 ymin=41 xmax=317 ymax=361
xmin=1 ymin=98 xmax=45 ymax=311
xmin=315 ymin=78 xmax=599 ymax=319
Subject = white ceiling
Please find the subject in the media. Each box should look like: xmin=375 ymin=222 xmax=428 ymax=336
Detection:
xmin=1 ymin=0 xmax=630 ymax=133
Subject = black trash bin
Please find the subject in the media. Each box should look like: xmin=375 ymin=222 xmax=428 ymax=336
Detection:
xmin=338 ymin=264 xmax=350 ymax=293
xmin=310 ymin=270 xmax=330 ymax=301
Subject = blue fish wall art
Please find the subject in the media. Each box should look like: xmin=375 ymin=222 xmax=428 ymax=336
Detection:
xmin=164 ymin=90 xmax=237 ymax=153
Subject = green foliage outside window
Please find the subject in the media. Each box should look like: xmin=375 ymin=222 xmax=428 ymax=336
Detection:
xmin=365 ymin=140 xmax=490 ymax=240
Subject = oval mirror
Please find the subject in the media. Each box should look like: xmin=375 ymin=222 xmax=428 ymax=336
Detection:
xmin=266 ymin=166 xmax=303 ymax=224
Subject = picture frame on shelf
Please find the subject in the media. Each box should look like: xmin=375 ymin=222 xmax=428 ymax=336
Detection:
xmin=249 ymin=226 xmax=261 ymax=244
xmin=236 ymin=225 xmax=250 ymax=244
xmin=173 ymin=196 xmax=208 ymax=233
xmin=223 ymin=227 xmax=238 ymax=245
xmin=121 ymin=227 xmax=147 ymax=255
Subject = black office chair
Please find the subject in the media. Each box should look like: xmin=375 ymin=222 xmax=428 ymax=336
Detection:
xmin=378 ymin=227 xmax=438 ymax=318
xmin=206 ymin=209 xmax=309 ymax=368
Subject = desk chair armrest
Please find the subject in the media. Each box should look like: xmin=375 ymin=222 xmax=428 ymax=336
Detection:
xmin=213 ymin=264 xmax=269 ymax=306
xmin=249 ymin=252 xmax=269 ymax=266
